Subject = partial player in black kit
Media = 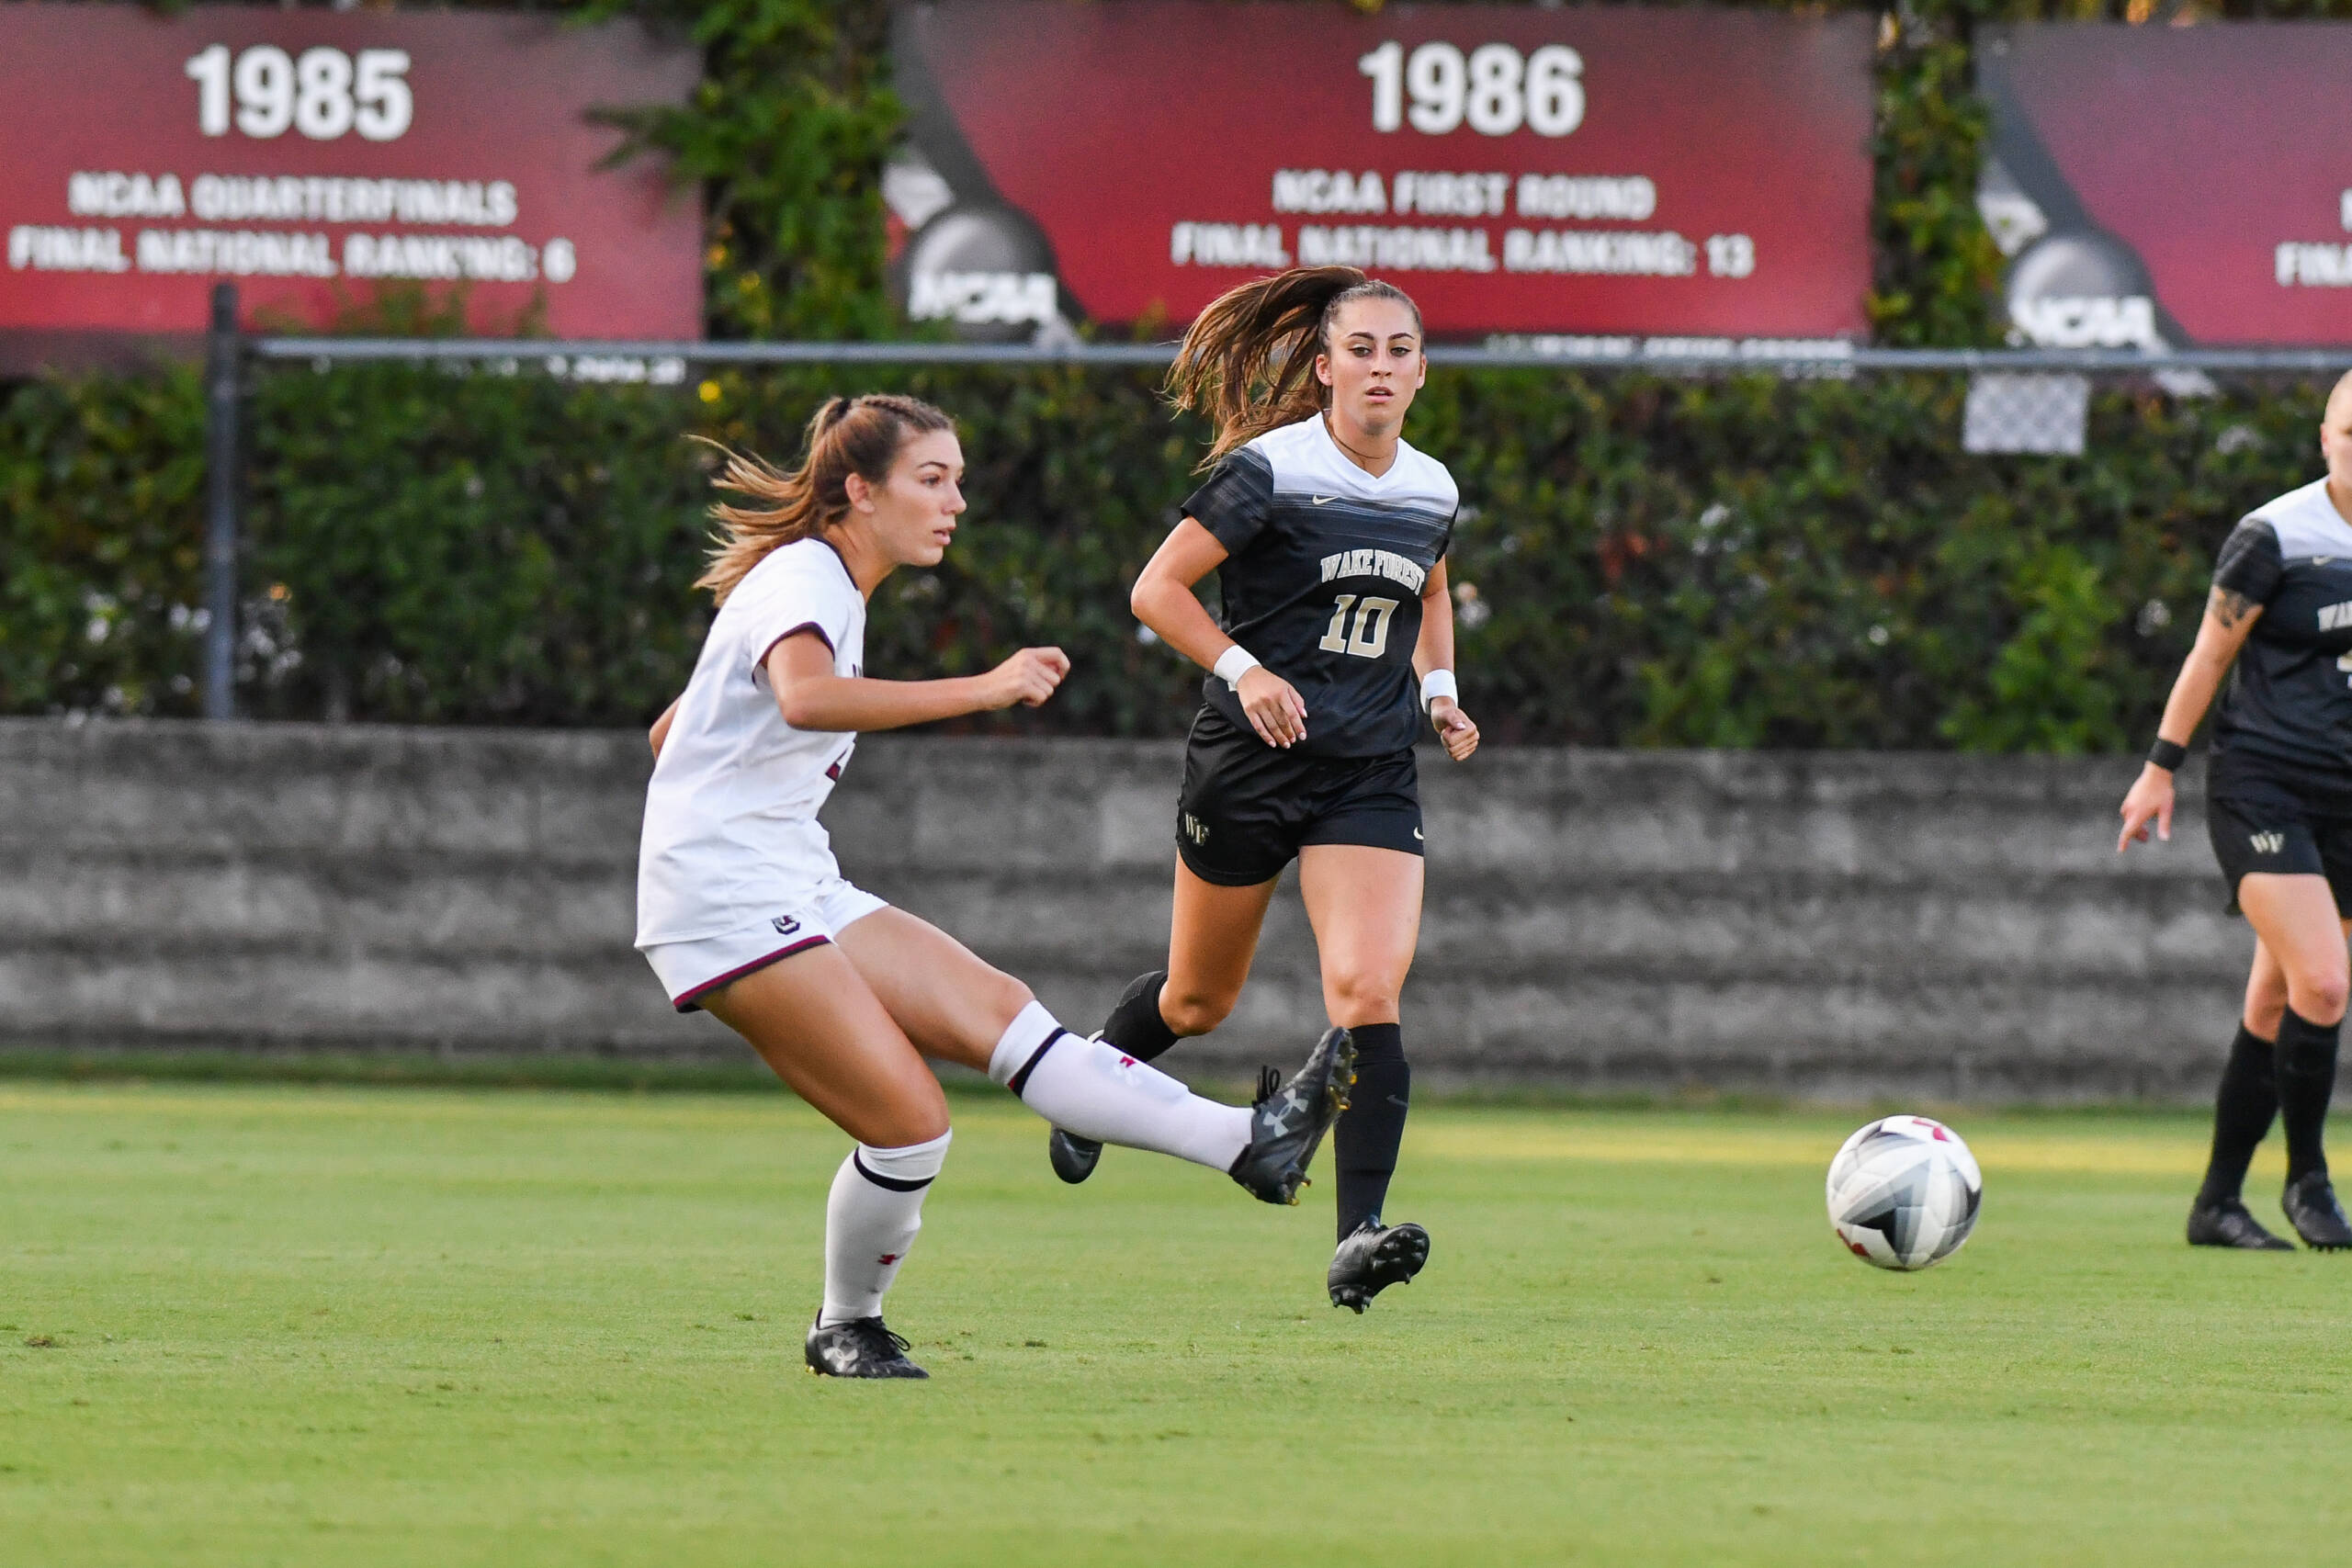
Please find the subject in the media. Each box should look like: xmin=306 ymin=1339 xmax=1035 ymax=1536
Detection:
xmin=1046 ymin=266 xmax=1481 ymax=1311
xmin=2120 ymin=370 xmax=2352 ymax=1252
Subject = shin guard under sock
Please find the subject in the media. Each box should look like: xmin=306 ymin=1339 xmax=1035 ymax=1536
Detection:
xmin=1334 ymin=1022 xmax=1409 ymax=1241
xmin=989 ymin=1001 xmax=1249 ymax=1170
xmin=2277 ymin=1007 xmax=2341 ymax=1184
xmin=820 ymin=1130 xmax=950 ymax=1326
xmin=2198 ymin=1024 xmax=2278 ymax=1206
xmin=1099 ymin=970 xmax=1180 ymax=1063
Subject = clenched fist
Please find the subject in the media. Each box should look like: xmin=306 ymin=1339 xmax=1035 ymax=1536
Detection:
xmin=986 ymin=647 xmax=1070 ymax=710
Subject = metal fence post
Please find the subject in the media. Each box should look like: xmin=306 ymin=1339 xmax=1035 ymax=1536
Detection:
xmin=202 ymin=282 xmax=242 ymax=720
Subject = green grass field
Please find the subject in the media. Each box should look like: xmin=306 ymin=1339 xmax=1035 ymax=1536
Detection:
xmin=4 ymin=1081 xmax=2349 ymax=1566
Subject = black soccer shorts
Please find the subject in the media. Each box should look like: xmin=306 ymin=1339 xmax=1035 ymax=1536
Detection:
xmin=2207 ymin=775 xmax=2352 ymax=914
xmin=1172 ymin=706 xmax=1422 ymax=887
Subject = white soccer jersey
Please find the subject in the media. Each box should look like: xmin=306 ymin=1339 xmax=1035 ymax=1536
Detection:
xmin=636 ymin=537 xmax=866 ymax=946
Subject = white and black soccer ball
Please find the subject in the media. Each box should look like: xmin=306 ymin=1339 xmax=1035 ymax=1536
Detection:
xmin=1826 ymin=1115 xmax=1983 ymax=1270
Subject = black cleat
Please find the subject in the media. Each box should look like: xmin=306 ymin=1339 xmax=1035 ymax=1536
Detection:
xmin=1329 ymin=1220 xmax=1431 ymax=1313
xmin=1047 ymin=1127 xmax=1102 ymax=1185
xmin=1046 ymin=1027 xmax=1122 ymax=1185
xmin=2187 ymin=1197 xmax=2295 ymax=1251
xmin=2282 ymin=1173 xmax=2352 ymax=1251
xmin=805 ymin=1316 xmax=928 ymax=1379
xmin=1228 ymin=1029 xmax=1356 ymax=1205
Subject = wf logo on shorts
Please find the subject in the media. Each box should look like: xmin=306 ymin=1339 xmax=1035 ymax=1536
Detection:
xmin=2250 ymin=832 xmax=2287 ymax=855
xmin=1181 ymin=813 xmax=1210 ymax=846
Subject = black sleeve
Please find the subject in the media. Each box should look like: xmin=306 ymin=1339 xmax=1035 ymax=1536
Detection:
xmin=2212 ymin=517 xmax=2284 ymax=605
xmin=1181 ymin=447 xmax=1274 ymax=556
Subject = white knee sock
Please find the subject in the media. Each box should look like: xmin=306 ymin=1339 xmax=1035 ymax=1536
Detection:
xmin=819 ymin=1129 xmax=950 ymax=1327
xmin=989 ymin=1001 xmax=1251 ymax=1171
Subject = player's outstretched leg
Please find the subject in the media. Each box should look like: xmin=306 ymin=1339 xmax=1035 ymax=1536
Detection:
xmin=2188 ymin=1023 xmax=2294 ymax=1250
xmin=2276 ymin=1007 xmax=2352 ymax=1249
xmin=1049 ymin=969 xmax=1178 ymax=1185
xmin=997 ymin=1002 xmax=1352 ymax=1205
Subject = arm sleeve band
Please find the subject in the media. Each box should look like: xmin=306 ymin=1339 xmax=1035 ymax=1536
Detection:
xmin=1213 ymin=645 xmax=1262 ymax=687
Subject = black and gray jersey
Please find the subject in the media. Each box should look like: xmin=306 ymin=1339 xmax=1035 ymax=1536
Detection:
xmin=1182 ymin=414 xmax=1457 ymax=758
xmin=2211 ymin=479 xmax=2352 ymax=800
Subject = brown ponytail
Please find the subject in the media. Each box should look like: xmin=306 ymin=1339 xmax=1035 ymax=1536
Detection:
xmin=695 ymin=393 xmax=956 ymax=604
xmin=1164 ymin=265 xmax=1425 ymax=466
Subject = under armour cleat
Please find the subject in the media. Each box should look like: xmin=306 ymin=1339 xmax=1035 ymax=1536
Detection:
xmin=2187 ymin=1197 xmax=2295 ymax=1251
xmin=1228 ymin=1029 xmax=1355 ymax=1205
xmin=1047 ymin=1126 xmax=1102 ymax=1185
xmin=805 ymin=1315 xmax=928 ymax=1379
xmin=1328 ymin=1219 xmax=1431 ymax=1312
xmin=2282 ymin=1173 xmax=2352 ymax=1251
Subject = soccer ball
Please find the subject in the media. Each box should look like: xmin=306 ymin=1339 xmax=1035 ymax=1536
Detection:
xmin=1826 ymin=1115 xmax=1983 ymax=1270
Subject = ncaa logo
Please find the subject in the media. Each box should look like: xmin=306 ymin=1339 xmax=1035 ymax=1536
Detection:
xmin=772 ymin=914 xmax=802 ymax=936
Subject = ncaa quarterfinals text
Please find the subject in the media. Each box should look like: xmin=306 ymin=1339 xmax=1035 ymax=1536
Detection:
xmin=7 ymin=35 xmax=577 ymax=288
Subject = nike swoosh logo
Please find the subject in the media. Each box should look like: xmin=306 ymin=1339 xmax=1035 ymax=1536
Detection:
xmin=1311 ymin=495 xmax=1336 ymax=505
xmin=1412 ymin=828 xmax=1424 ymax=840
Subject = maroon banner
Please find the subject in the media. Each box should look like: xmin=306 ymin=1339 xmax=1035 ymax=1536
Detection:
xmin=1981 ymin=23 xmax=2352 ymax=349
xmin=889 ymin=0 xmax=1873 ymax=342
xmin=0 ymin=3 xmax=702 ymax=365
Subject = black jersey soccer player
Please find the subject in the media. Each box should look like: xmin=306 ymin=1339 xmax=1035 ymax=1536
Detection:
xmin=2120 ymin=371 xmax=2352 ymax=1252
xmin=638 ymin=394 xmax=1356 ymax=1378
xmin=1045 ymin=267 xmax=1479 ymax=1312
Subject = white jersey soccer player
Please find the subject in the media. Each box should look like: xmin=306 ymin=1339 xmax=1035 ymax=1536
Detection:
xmin=638 ymin=536 xmax=881 ymax=1004
xmin=635 ymin=393 xmax=1355 ymax=1378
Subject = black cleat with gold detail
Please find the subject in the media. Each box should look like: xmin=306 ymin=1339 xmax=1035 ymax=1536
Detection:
xmin=1228 ymin=1028 xmax=1356 ymax=1206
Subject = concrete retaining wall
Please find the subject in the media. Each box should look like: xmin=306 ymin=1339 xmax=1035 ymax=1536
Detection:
xmin=0 ymin=717 xmax=2254 ymax=1100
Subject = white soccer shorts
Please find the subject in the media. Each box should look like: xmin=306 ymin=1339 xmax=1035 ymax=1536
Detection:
xmin=641 ymin=876 xmax=889 ymax=1013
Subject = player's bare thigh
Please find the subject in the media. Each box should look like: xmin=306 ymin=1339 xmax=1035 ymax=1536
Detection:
xmin=2237 ymin=874 xmax=2352 ymax=1024
xmin=1160 ymin=860 xmax=1279 ymax=1036
xmin=833 ymin=905 xmax=1031 ymax=1071
xmin=696 ymin=941 xmax=949 ymax=1147
xmin=2238 ymin=881 xmax=2352 ymax=1034
xmin=1297 ymin=843 xmax=1423 ymax=1029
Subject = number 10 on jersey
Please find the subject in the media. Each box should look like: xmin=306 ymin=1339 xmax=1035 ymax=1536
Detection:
xmin=1319 ymin=594 xmax=1400 ymax=659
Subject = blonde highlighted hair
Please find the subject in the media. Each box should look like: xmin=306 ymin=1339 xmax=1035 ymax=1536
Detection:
xmin=1164 ymin=265 xmax=1423 ymax=467
xmin=695 ymin=393 xmax=956 ymax=604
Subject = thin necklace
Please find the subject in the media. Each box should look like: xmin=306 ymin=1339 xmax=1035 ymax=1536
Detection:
xmin=1323 ymin=412 xmax=1392 ymax=474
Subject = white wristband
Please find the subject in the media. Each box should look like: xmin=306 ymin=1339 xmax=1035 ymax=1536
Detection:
xmin=1420 ymin=669 xmax=1458 ymax=710
xmin=1213 ymin=645 xmax=1261 ymax=688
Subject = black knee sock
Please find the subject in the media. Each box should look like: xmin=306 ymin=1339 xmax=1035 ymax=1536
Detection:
xmin=1335 ymin=1022 xmax=1409 ymax=1242
xmin=2277 ymin=1007 xmax=2340 ymax=1184
xmin=2197 ymin=1024 xmax=2278 ymax=1206
xmin=1098 ymin=969 xmax=1178 ymax=1064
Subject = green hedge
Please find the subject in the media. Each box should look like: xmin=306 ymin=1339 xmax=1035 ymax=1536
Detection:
xmin=5 ymin=357 xmax=2333 ymax=749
